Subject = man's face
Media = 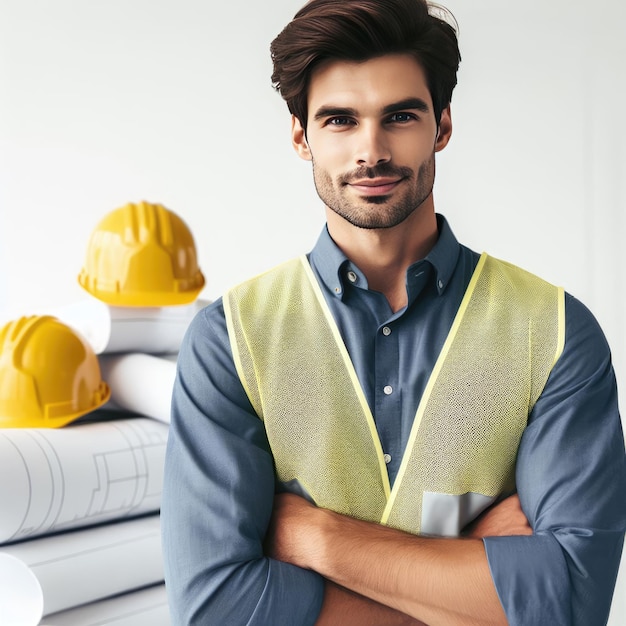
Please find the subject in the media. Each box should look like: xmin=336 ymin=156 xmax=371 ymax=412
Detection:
xmin=292 ymin=54 xmax=451 ymax=230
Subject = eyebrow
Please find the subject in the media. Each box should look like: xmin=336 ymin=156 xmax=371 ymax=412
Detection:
xmin=312 ymin=106 xmax=358 ymax=122
xmin=382 ymin=98 xmax=430 ymax=115
xmin=313 ymin=97 xmax=430 ymax=122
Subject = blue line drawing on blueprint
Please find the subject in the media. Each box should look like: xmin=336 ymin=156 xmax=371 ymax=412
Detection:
xmin=0 ymin=417 xmax=168 ymax=544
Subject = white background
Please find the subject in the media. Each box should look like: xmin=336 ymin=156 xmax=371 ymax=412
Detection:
xmin=1 ymin=0 xmax=624 ymax=622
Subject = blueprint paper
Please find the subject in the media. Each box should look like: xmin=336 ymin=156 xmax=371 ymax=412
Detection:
xmin=99 ymin=353 xmax=177 ymax=423
xmin=42 ymin=584 xmax=169 ymax=625
xmin=0 ymin=418 xmax=168 ymax=544
xmin=0 ymin=553 xmax=43 ymax=626
xmin=0 ymin=514 xmax=163 ymax=618
xmin=51 ymin=298 xmax=209 ymax=354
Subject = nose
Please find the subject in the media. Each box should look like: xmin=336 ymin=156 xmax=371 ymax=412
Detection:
xmin=355 ymin=123 xmax=391 ymax=167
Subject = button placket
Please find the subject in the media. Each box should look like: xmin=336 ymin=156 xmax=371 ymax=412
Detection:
xmin=374 ymin=311 xmax=400 ymax=482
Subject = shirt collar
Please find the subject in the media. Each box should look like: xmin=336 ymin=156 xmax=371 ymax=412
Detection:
xmin=420 ymin=213 xmax=460 ymax=296
xmin=309 ymin=225 xmax=350 ymax=297
xmin=308 ymin=214 xmax=461 ymax=299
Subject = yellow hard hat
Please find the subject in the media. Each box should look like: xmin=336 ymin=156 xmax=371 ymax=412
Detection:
xmin=0 ymin=316 xmax=111 ymax=428
xmin=78 ymin=201 xmax=206 ymax=306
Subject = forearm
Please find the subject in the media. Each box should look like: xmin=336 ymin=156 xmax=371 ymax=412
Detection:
xmin=317 ymin=581 xmax=426 ymax=626
xmin=268 ymin=494 xmax=508 ymax=625
xmin=308 ymin=507 xmax=506 ymax=626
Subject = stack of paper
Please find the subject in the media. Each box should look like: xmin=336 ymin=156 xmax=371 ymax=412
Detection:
xmin=0 ymin=418 xmax=168 ymax=625
xmin=0 ymin=299 xmax=210 ymax=625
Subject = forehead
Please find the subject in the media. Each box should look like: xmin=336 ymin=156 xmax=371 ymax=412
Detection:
xmin=308 ymin=54 xmax=432 ymax=114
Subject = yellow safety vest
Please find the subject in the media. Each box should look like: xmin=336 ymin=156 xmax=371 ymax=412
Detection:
xmin=224 ymin=253 xmax=565 ymax=536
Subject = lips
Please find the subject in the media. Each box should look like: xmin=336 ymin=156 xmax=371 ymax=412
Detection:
xmin=348 ymin=177 xmax=403 ymax=196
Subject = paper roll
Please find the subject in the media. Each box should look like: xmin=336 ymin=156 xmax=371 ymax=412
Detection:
xmin=0 ymin=418 xmax=168 ymax=544
xmin=0 ymin=553 xmax=43 ymax=626
xmin=99 ymin=353 xmax=178 ymax=423
xmin=0 ymin=514 xmax=163 ymax=617
xmin=52 ymin=298 xmax=209 ymax=355
xmin=42 ymin=584 xmax=169 ymax=626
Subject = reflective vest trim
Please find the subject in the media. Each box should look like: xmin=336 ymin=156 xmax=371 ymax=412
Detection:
xmin=224 ymin=256 xmax=392 ymax=498
xmin=299 ymin=255 xmax=392 ymax=498
xmin=381 ymin=252 xmax=489 ymax=522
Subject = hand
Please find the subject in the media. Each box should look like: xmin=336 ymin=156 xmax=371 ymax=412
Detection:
xmin=463 ymin=493 xmax=532 ymax=538
xmin=265 ymin=492 xmax=319 ymax=568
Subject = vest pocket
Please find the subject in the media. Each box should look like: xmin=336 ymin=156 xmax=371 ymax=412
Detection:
xmin=421 ymin=491 xmax=497 ymax=537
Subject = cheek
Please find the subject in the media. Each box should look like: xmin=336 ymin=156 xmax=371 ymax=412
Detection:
xmin=309 ymin=135 xmax=354 ymax=169
xmin=391 ymin=129 xmax=437 ymax=161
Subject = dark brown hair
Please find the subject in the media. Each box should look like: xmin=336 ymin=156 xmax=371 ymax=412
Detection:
xmin=270 ymin=0 xmax=460 ymax=128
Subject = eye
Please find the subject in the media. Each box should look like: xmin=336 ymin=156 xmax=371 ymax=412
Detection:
xmin=325 ymin=117 xmax=355 ymax=127
xmin=388 ymin=112 xmax=417 ymax=123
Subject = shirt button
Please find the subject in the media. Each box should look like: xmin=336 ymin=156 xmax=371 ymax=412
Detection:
xmin=347 ymin=271 xmax=358 ymax=283
xmin=383 ymin=385 xmax=393 ymax=395
xmin=382 ymin=326 xmax=392 ymax=336
xmin=438 ymin=279 xmax=444 ymax=290
xmin=383 ymin=453 xmax=392 ymax=464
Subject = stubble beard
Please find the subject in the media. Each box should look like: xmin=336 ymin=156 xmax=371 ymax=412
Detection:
xmin=312 ymin=156 xmax=435 ymax=230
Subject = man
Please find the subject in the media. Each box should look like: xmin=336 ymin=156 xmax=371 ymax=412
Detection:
xmin=161 ymin=1 xmax=626 ymax=624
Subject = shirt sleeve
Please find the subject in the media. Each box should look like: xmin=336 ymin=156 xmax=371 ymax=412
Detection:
xmin=161 ymin=300 xmax=324 ymax=625
xmin=484 ymin=293 xmax=626 ymax=625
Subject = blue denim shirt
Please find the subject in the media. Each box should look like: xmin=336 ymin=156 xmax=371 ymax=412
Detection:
xmin=162 ymin=215 xmax=626 ymax=625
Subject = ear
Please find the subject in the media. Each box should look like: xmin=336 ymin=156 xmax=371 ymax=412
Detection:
xmin=435 ymin=105 xmax=453 ymax=152
xmin=291 ymin=115 xmax=312 ymax=161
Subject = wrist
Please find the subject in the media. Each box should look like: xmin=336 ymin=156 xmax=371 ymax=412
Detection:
xmin=305 ymin=506 xmax=352 ymax=575
xmin=298 ymin=505 xmax=336 ymax=571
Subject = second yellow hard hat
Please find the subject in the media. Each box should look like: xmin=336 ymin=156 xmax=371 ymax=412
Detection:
xmin=0 ymin=316 xmax=111 ymax=428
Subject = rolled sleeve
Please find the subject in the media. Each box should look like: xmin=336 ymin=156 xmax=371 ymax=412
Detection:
xmin=485 ymin=294 xmax=626 ymax=625
xmin=161 ymin=301 xmax=324 ymax=625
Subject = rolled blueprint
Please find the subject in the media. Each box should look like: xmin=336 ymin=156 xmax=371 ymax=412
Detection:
xmin=0 ymin=514 xmax=163 ymax=619
xmin=50 ymin=297 xmax=210 ymax=354
xmin=0 ymin=553 xmax=43 ymax=626
xmin=99 ymin=353 xmax=178 ymax=423
xmin=42 ymin=583 xmax=169 ymax=626
xmin=0 ymin=417 xmax=168 ymax=544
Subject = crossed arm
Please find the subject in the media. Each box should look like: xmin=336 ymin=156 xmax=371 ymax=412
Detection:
xmin=266 ymin=493 xmax=531 ymax=626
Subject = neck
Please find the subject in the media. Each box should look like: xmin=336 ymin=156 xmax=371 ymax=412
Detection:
xmin=326 ymin=201 xmax=438 ymax=313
